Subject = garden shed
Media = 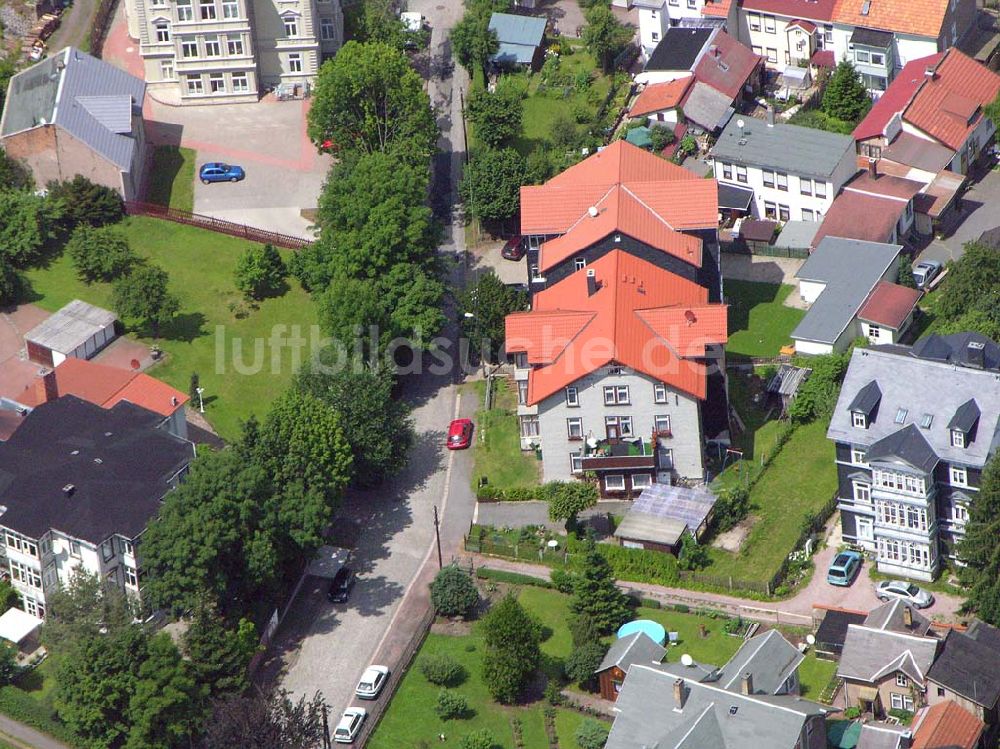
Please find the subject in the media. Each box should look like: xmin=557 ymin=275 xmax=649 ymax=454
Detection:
xmin=613 ymin=483 xmax=718 ymax=554
xmin=24 ymin=299 xmax=118 ymax=367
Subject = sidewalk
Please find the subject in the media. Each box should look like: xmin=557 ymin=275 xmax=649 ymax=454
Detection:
xmin=0 ymin=715 xmax=72 ymax=749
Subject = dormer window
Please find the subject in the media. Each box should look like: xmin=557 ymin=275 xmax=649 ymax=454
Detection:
xmin=853 ymin=412 xmax=868 ymax=429
xmin=951 ymin=429 xmax=966 ymax=449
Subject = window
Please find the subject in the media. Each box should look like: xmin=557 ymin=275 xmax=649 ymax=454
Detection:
xmin=651 ymin=31 xmax=659 ymax=41
xmin=853 ymin=482 xmax=871 ymax=503
xmin=823 ymin=24 xmax=833 ymax=44
xmin=226 ymin=36 xmax=244 ymax=55
xmin=204 ymin=34 xmax=221 ymax=56
xmin=181 ymin=38 xmax=198 ymax=57
xmin=151 ymin=0 xmax=166 ymax=5
xmin=124 ymin=565 xmax=138 ymax=588
xmin=764 ymin=201 xmax=777 ymax=219
xmin=70 ymin=540 xmax=81 ymax=558
xmin=176 ymin=0 xmax=193 ymax=20
xmin=101 ymin=539 xmax=116 ymax=562
xmin=800 ymin=177 xmax=812 ymax=196
xmin=570 ymin=453 xmax=583 ymax=473
xmin=687 ymin=0 xmax=697 ymax=7
xmin=22 ymin=597 xmax=43 ymax=618
xmin=766 ymin=48 xmax=778 ymax=64
xmin=896 ymin=674 xmax=908 ymax=688
xmin=515 ymin=380 xmax=528 ymax=406
xmin=231 ymin=72 xmax=249 ymax=92
xmin=748 ymin=12 xmax=761 ymax=30
xmin=654 ymin=415 xmax=671 ymax=434
xmin=815 ymin=181 xmax=827 ymax=199
xmin=283 ymin=17 xmax=298 ymax=36
xmin=519 ymin=416 xmax=539 ymax=438
xmin=209 ymin=72 xmax=225 ymax=93
xmin=121 ymin=539 xmax=134 ymax=556
xmin=937 ymin=687 xmax=946 ymax=697
xmin=186 ymin=75 xmax=204 ymax=93
xmin=852 ymin=412 xmax=867 ymax=428
xmin=605 ymin=416 xmax=633 ymax=438
xmin=736 ymin=165 xmax=747 ymax=183
xmin=565 ymin=386 xmax=579 ymax=407
xmin=160 ymin=59 xmax=175 ymax=79
xmin=574 ymin=257 xmax=586 ymax=271
xmin=919 ymin=413 xmax=933 ymax=429
xmin=856 ymin=50 xmax=870 ymax=63
xmin=222 ymin=0 xmax=238 ymax=17
xmin=861 ymin=143 xmax=882 ymax=159
xmin=632 ymin=473 xmax=653 ymax=489
xmin=567 ymin=417 xmax=583 ymax=440
xmin=10 ymin=561 xmax=41 ymax=589
xmin=776 ymin=172 xmax=788 ymax=191
xmin=890 ymin=693 xmax=914 ymax=711
xmin=155 ymin=21 xmax=170 ymax=42
xmin=40 ymin=538 xmax=50 ymax=556
xmin=605 ymin=475 xmax=626 ymax=491
xmin=951 ymin=466 xmax=968 ymax=487
xmin=762 ymin=170 xmax=775 ymax=188
xmin=851 ymin=447 xmax=868 ymax=465
xmin=764 ymin=14 xmax=775 ymax=33
xmin=319 ymin=16 xmax=337 ymax=40
xmin=752 ymin=45 xmax=762 ymax=56
xmin=199 ymin=0 xmax=216 ymax=19
xmin=801 ymin=208 xmax=814 ymax=222
xmin=778 ymin=204 xmax=790 ymax=222
xmin=895 ymin=407 xmax=908 ymax=424
xmin=654 ymin=383 xmax=668 ymax=403
xmin=871 ymin=52 xmax=885 ymax=66
xmin=873 ymin=469 xmax=926 ymax=497
xmin=951 ymin=429 xmax=965 ymax=448
xmin=288 ymin=52 xmax=302 ymax=73
xmin=721 ymin=163 xmax=732 ymax=180
xmin=669 ymin=0 xmax=679 ymax=6
xmin=603 ymin=385 xmax=629 ymax=405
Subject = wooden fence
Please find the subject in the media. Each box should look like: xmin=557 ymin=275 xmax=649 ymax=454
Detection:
xmin=124 ymin=201 xmax=313 ymax=250
xmin=90 ymin=0 xmax=118 ymax=58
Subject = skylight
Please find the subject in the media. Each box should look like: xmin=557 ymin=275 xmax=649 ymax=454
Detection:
xmin=920 ymin=413 xmax=933 ymax=429
xmin=895 ymin=408 xmax=908 ymax=424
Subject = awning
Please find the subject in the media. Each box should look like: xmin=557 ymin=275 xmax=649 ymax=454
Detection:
xmin=857 ymin=685 xmax=879 ymax=702
xmin=0 ymin=607 xmax=42 ymax=645
xmin=718 ymin=183 xmax=754 ymax=211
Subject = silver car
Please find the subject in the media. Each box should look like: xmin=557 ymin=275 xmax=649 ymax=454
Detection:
xmin=334 ymin=707 xmax=367 ymax=744
xmin=912 ymin=260 xmax=942 ymax=289
xmin=355 ymin=665 xmax=390 ymax=700
xmin=875 ymin=579 xmax=934 ymax=608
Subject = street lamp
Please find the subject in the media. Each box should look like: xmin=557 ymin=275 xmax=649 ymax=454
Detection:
xmin=195 ymin=387 xmax=205 ymax=414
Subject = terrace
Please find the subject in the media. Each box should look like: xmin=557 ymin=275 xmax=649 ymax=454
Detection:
xmin=581 ymin=437 xmax=657 ymax=471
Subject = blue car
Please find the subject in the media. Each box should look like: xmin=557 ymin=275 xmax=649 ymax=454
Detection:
xmin=199 ymin=162 xmax=245 ymax=184
xmin=827 ymin=550 xmax=863 ymax=586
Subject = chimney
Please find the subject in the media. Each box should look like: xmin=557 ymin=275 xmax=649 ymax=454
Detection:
xmin=740 ymin=671 xmax=753 ymax=695
xmin=766 ymin=106 xmax=775 ymax=127
xmin=925 ymin=64 xmax=937 ymax=80
xmin=899 ymin=731 xmax=913 ymax=749
xmin=587 ymin=268 xmax=598 ymax=297
xmin=673 ymin=678 xmax=686 ymax=709
xmin=903 ymin=605 xmax=913 ymax=628
xmin=968 ymin=340 xmax=986 ymax=368
xmin=868 ymin=158 xmax=877 ymax=178
xmin=34 ymin=369 xmax=57 ymax=404
xmin=709 ymin=44 xmax=719 ymax=57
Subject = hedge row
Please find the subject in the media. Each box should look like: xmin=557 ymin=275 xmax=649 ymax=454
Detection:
xmin=570 ymin=543 xmax=680 ymax=587
xmin=476 ymin=567 xmax=553 ymax=588
xmin=476 ymin=481 xmax=599 ymax=504
xmin=0 ymin=685 xmax=79 ymax=746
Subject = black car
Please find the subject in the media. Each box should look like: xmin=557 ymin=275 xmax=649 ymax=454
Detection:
xmin=328 ymin=566 xmax=355 ymax=603
xmin=501 ymin=235 xmax=526 ymax=261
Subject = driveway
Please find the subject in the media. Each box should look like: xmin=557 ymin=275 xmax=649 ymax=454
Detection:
xmin=917 ymin=166 xmax=1000 ymax=264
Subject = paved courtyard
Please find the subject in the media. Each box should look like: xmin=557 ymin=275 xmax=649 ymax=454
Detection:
xmin=917 ymin=165 xmax=1000 ymax=264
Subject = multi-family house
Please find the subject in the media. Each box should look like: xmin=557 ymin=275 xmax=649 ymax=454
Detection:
xmin=735 ymin=0 xmax=838 ymax=73
xmin=827 ymin=333 xmax=1000 ymax=579
xmin=519 ymin=140 xmax=721 ymax=301
xmin=124 ymin=0 xmax=343 ymax=103
xmin=710 ymin=114 xmax=856 ymax=223
xmin=504 ymin=250 xmax=728 ymax=494
xmin=0 ymin=396 xmax=194 ymax=617
xmin=839 ymin=600 xmax=940 ymax=717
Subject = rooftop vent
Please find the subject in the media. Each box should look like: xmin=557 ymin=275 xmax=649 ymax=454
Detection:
xmin=925 ymin=65 xmax=937 ymax=80
xmin=171 ymin=396 xmax=178 ymax=406
xmin=62 ymin=484 xmax=75 ymax=497
xmin=93 ymin=458 xmax=103 ymax=464
xmin=967 ymin=340 xmax=986 ymax=369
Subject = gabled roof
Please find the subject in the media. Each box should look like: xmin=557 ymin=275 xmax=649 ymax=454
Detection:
xmin=488 ymin=13 xmax=546 ymax=46
xmin=742 ymin=0 xmax=837 ymax=20
xmin=863 ymin=599 xmax=931 ymax=636
xmin=832 ymin=0 xmax=952 ymax=39
xmin=869 ymin=423 xmax=939 ymax=472
xmin=848 ymin=380 xmax=883 ymax=415
xmin=911 ymin=701 xmax=984 ymax=749
xmin=853 ymin=54 xmax=943 ymax=141
xmin=815 ymin=608 xmax=868 ymax=649
xmin=692 ymin=31 xmax=763 ymax=100
xmin=947 ymin=398 xmax=981 ymax=433
xmin=711 ymin=116 xmax=853 ymax=180
xmin=811 ymin=190 xmax=905 ymax=246
xmin=701 ymin=0 xmax=733 ymax=17
xmin=645 ymin=28 xmax=715 ymax=72
xmin=596 ymin=631 xmax=667 ymax=674
xmin=504 ymin=251 xmax=727 ymax=404
xmin=903 ymin=50 xmax=1000 ymax=151
xmin=838 ymin=624 xmax=938 ymax=685
xmin=716 ymin=630 xmax=804 ymax=695
xmin=857 ymin=281 xmax=922 ymax=329
xmin=926 ymin=624 xmax=1000 ymax=707
xmin=520 ymin=140 xmax=717 ymax=236
xmin=629 ymin=78 xmax=693 ymax=117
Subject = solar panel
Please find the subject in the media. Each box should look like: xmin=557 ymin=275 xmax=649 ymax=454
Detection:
xmin=632 ymin=484 xmax=718 ymax=528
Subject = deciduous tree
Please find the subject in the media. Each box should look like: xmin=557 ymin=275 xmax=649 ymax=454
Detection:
xmin=47 ymin=175 xmax=124 ymax=228
xmin=66 ymin=224 xmax=138 ymax=283
xmin=563 ymin=641 xmax=606 ymax=689
xmin=958 ymin=456 xmax=1000 ymax=625
xmin=466 ymin=85 xmax=523 ymax=148
xmin=459 ymin=147 xmax=527 ymax=224
xmin=430 ymin=565 xmax=479 ymax=617
xmin=458 ymin=270 xmax=528 ymax=363
xmin=0 ymin=188 xmax=63 ymax=267
xmin=41 ymin=571 xmax=136 ymax=654
xmin=450 ymin=13 xmax=498 ymax=77
xmin=112 ymin=264 xmax=180 ymax=339
xmin=183 ymin=604 xmax=259 ymax=698
xmin=582 ymin=5 xmax=631 ymax=73
xmin=202 ymin=689 xmax=329 ymax=749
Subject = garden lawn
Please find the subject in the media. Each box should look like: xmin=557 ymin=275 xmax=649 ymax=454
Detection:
xmin=796 ymin=650 xmax=838 ymax=701
xmin=145 ymin=146 xmax=196 ymax=212
xmin=23 ymin=216 xmax=317 ymax=441
xmin=704 ymin=419 xmax=837 ymax=582
xmin=725 ymin=281 xmax=804 ymax=359
xmin=471 ymin=379 xmax=541 ymax=490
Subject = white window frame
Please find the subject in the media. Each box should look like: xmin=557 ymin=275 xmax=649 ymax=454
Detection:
xmin=204 ymin=34 xmax=221 ymax=56
xmin=199 ymin=0 xmax=216 ymax=19
xmin=160 ymin=59 xmax=175 ymax=79
xmin=517 ymin=380 xmax=529 ymax=406
xmin=654 ymin=383 xmax=668 ymax=403
xmin=231 ymin=72 xmax=249 ymax=92
xmin=632 ymin=473 xmax=653 ymax=489
xmin=895 ymin=673 xmax=908 ymax=688
xmin=181 ymin=39 xmax=198 ymax=58
xmin=736 ymin=165 xmax=747 ymax=183
xmin=154 ymin=21 xmax=170 ymax=42
xmin=567 ymin=417 xmax=583 ymax=440
xmin=574 ymin=257 xmax=586 ymax=271
xmin=762 ymin=169 xmax=775 ymax=188
xmin=654 ymin=415 xmax=671 ymax=434
xmin=176 ymin=0 xmax=193 ymax=21
xmin=748 ymin=12 xmax=761 ymax=31
xmin=950 ymin=466 xmax=968 ymax=487
xmin=603 ymin=385 xmax=630 ymax=405
xmin=815 ymin=181 xmax=827 ymax=199
xmin=776 ymin=172 xmax=788 ymax=192
xmin=951 ymin=429 xmax=966 ymax=448
xmin=764 ymin=201 xmax=777 ymax=219
xmin=121 ymin=539 xmax=134 ymax=556
xmin=801 ymin=208 xmax=814 ymax=222
xmin=800 ymin=177 xmax=812 ymax=196
xmin=952 ymin=504 xmax=969 ymax=524
xmin=570 ymin=453 xmax=583 ymax=474
xmin=605 ymin=474 xmax=626 ymax=491
xmin=208 ymin=72 xmax=225 ymax=93
xmin=853 ymin=482 xmax=871 ymax=503
xmin=856 ymin=49 xmax=870 ymax=63
xmin=851 ymin=447 xmax=868 ymax=466
xmin=766 ymin=47 xmax=778 ymax=64
xmin=871 ymin=52 xmax=885 ymax=66
xmin=565 ymin=386 xmax=579 ymax=407
xmin=852 ymin=412 xmax=867 ymax=428
xmin=519 ymin=415 xmax=539 ymax=438
xmin=186 ymin=76 xmax=204 ymax=95
xmin=605 ymin=416 xmax=634 ymax=438
xmin=227 ymin=36 xmax=244 ymax=56
xmin=320 ymin=17 xmax=336 ymax=40
xmin=222 ymin=0 xmax=238 ymax=17
xmin=778 ymin=204 xmax=790 ymax=222
xmin=124 ymin=565 xmax=138 ymax=588
xmin=283 ymin=16 xmax=299 ymax=36
xmin=721 ymin=163 xmax=732 ymax=181
xmin=288 ymin=52 xmax=303 ymax=73
xmin=70 ymin=540 xmax=82 ymax=558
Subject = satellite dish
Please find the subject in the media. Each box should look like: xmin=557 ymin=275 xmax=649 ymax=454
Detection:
xmin=736 ymin=119 xmax=745 ymax=129
xmin=684 ymin=309 xmax=697 ymax=324
xmin=806 ymin=634 xmax=816 ymax=645
xmin=588 ymin=206 xmax=599 ymax=218
xmin=680 ymin=653 xmax=694 ymax=667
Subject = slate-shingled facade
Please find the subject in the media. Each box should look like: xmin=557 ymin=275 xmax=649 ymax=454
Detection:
xmin=827 ymin=333 xmax=1000 ymax=580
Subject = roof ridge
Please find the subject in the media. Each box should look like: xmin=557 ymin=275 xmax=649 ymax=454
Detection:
xmin=620 ymin=183 xmax=676 ymax=232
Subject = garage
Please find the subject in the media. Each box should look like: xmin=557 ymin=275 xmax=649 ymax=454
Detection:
xmin=24 ymin=300 xmax=118 ymax=367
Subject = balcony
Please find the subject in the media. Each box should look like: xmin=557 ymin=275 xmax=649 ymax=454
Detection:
xmin=580 ymin=437 xmax=656 ymax=471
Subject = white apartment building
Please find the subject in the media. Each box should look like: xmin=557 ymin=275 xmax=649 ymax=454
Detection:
xmin=125 ymin=0 xmax=343 ymax=103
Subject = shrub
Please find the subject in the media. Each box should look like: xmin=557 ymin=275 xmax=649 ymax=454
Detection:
xmin=888 ymin=708 xmax=914 ymax=725
xmin=47 ymin=175 xmax=124 ymax=228
xmin=435 ymin=689 xmax=470 ymax=720
xmin=641 ymin=597 xmax=661 ymax=609
xmin=460 ymin=729 xmax=500 ymax=749
xmin=789 ymin=351 xmax=849 ymax=424
xmin=550 ymin=569 xmax=578 ymax=594
xmin=564 ymin=642 xmax=607 ymax=689
xmin=591 ymin=543 xmax=680 ymax=586
xmin=844 ymin=706 xmax=861 ymax=720
xmin=713 ymin=487 xmax=751 ymax=533
xmin=431 ymin=565 xmax=479 ymax=617
xmin=66 ymin=224 xmax=139 ymax=283
xmin=575 ymin=718 xmax=610 ymax=749
xmin=543 ymin=679 xmax=564 ymax=705
xmin=234 ymin=243 xmax=287 ymax=300
xmin=568 ymin=613 xmax=601 ymax=648
xmin=674 ymin=603 xmax=690 ymax=613
xmin=477 ymin=568 xmax=552 ymax=588
xmin=420 ymin=654 xmax=466 ymax=687
xmin=648 ymin=124 xmax=675 ymax=152
xmin=723 ymin=616 xmax=744 ymax=635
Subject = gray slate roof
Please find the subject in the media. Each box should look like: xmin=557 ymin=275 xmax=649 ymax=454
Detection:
xmin=863 ymin=599 xmax=931 ymax=636
xmin=869 ymin=424 xmax=938 ymax=473
xmin=773 ymin=220 xmax=820 ymax=251
xmin=606 ymin=663 xmax=827 ymax=749
xmin=857 ymin=722 xmax=909 ymax=749
xmin=710 ymin=116 xmax=854 ymax=179
xmin=596 ymin=631 xmax=666 ymax=674
xmin=715 ymin=630 xmax=804 ymax=695
xmin=1 ymin=47 xmax=145 ymax=171
xmin=24 ymin=299 xmax=117 ymax=354
xmin=682 ymin=81 xmax=734 ymax=132
xmin=828 ymin=343 xmax=1000 ymax=469
xmin=927 ymin=623 xmax=1000 ymax=707
xmin=948 ymin=398 xmax=981 ymax=433
xmin=791 ymin=237 xmax=902 ymax=345
xmin=849 ymin=380 xmax=883 ymax=415
xmin=911 ymin=332 xmax=1000 ymax=370
xmin=838 ymin=625 xmax=939 ymax=685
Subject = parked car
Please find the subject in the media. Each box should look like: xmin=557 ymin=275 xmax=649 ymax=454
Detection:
xmin=447 ymin=418 xmax=474 ymax=450
xmin=355 ymin=665 xmax=390 ymax=699
xmin=827 ymin=550 xmax=863 ymax=586
xmin=912 ymin=260 xmax=942 ymax=289
xmin=333 ymin=707 xmax=366 ymax=744
xmin=327 ymin=566 xmax=355 ymax=603
xmin=501 ymin=235 xmax=526 ymax=261
xmin=199 ymin=162 xmax=245 ymax=184
xmin=876 ymin=579 xmax=934 ymax=608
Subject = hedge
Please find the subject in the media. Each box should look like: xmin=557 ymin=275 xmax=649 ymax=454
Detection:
xmin=476 ymin=568 xmax=553 ymax=588
xmin=0 ymin=685 xmax=80 ymax=746
xmin=574 ymin=543 xmax=680 ymax=587
xmin=476 ymin=481 xmax=599 ymax=504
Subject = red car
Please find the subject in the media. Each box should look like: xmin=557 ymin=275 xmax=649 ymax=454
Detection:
xmin=447 ymin=418 xmax=474 ymax=449
xmin=501 ymin=235 xmax=526 ymax=261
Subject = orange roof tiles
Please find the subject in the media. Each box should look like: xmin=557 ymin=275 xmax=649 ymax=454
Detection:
xmin=853 ymin=54 xmax=943 ymax=140
xmin=504 ymin=251 xmax=727 ymax=404
xmin=701 ymin=0 xmax=732 ymax=16
xmin=629 ymin=78 xmax=693 ymax=118
xmin=912 ymin=701 xmax=984 ymax=749
xmin=903 ymin=50 xmax=1000 ymax=151
xmin=857 ymin=281 xmax=922 ymax=329
xmin=832 ymin=0 xmax=950 ymax=39
xmin=520 ymin=140 xmax=717 ymax=236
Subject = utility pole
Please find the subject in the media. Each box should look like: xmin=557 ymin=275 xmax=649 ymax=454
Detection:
xmin=322 ymin=703 xmax=331 ymax=749
xmin=433 ymin=505 xmax=443 ymax=569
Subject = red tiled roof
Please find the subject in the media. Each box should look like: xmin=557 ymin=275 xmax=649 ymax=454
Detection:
xmin=853 ymin=54 xmax=943 ymax=141
xmin=520 ymin=140 xmax=717 ymax=236
xmin=857 ymin=281 xmax=922 ymax=328
xmin=786 ymin=18 xmax=817 ymax=31
xmin=504 ymin=251 xmax=727 ymax=404
xmin=692 ymin=31 xmax=763 ymax=100
xmin=629 ymin=78 xmax=693 ymax=117
xmin=903 ymin=49 xmax=1000 ymax=151
xmin=912 ymin=701 xmax=984 ymax=749
xmin=845 ymin=170 xmax=925 ymax=200
xmin=701 ymin=0 xmax=732 ymax=16
xmin=812 ymin=190 xmax=905 ymax=246
xmin=811 ymin=49 xmax=835 ymax=68
xmin=833 ymin=0 xmax=952 ymax=39
xmin=742 ymin=0 xmax=837 ymax=21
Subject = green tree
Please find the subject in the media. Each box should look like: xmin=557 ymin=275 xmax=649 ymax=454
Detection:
xmin=575 ymin=718 xmax=610 ymax=749
xmin=0 ymin=256 xmax=21 ymax=306
xmin=460 ymin=728 xmax=501 ymax=749
xmin=648 ymin=124 xmax=676 ymax=152
xmin=450 ymin=12 xmax=499 ymax=77
xmin=563 ymin=641 xmax=607 ymax=689
xmin=582 ymin=5 xmax=631 ymax=73
xmin=458 ymin=270 xmax=527 ymax=363
xmin=677 ymin=532 xmax=710 ymax=571
xmin=184 ymin=604 xmax=259 ymax=698
xmin=41 ymin=572 xmax=136 ymax=654
xmin=546 ymin=482 xmax=599 ymax=528
xmin=0 ymin=188 xmax=63 ymax=267
xmin=112 ymin=264 xmax=180 ymax=339
xmin=570 ymin=539 xmax=632 ymax=635
xmin=466 ymin=85 xmax=523 ymax=148
xmin=568 ymin=613 xmax=601 ymax=648
xmin=126 ymin=633 xmax=207 ymax=749
xmin=66 ymin=224 xmax=138 ymax=282
xmin=0 ymin=56 xmax=17 ymax=113
xmin=821 ymin=61 xmax=872 ymax=124
xmin=0 ymin=642 xmax=17 ymax=686
xmin=897 ymin=254 xmax=917 ymax=289
xmin=47 ymin=175 xmax=124 ymax=228
xmin=0 ymin=149 xmax=32 ymax=191
xmin=938 ymin=242 xmax=1000 ymax=323
xmin=203 ymin=689 xmax=329 ymax=749
xmin=958 ymin=456 xmax=1000 ymax=624
xmin=0 ymin=580 xmax=19 ymax=612
xmin=525 ymin=146 xmax=553 ymax=184
xmin=188 ymin=372 xmax=200 ymax=404
xmin=459 ymin=147 xmax=527 ymax=224
xmin=234 ymin=243 xmax=287 ymax=299
xmin=430 ymin=565 xmax=479 ymax=617
xmin=344 ymin=0 xmax=408 ymax=49
xmin=307 ymin=41 xmax=437 ymax=161
xmin=420 ymin=654 xmax=466 ymax=686
xmin=480 ymin=594 xmax=541 ymax=703
xmin=550 ymin=112 xmax=580 ymax=151
xmin=435 ymin=689 xmax=470 ymax=720
xmin=295 ymin=355 xmax=414 ymax=486
xmin=788 ymin=352 xmax=849 ymax=424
